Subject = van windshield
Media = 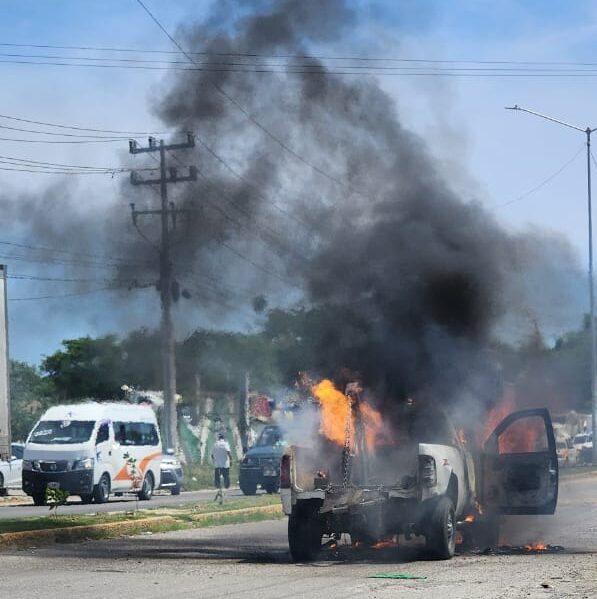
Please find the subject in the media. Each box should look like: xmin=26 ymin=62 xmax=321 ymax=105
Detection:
xmin=30 ymin=420 xmax=95 ymax=444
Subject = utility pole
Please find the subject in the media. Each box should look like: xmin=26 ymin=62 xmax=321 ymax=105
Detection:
xmin=129 ymin=134 xmax=197 ymax=450
xmin=506 ymin=105 xmax=597 ymax=464
xmin=0 ymin=265 xmax=11 ymax=461
xmin=238 ymin=371 xmax=250 ymax=453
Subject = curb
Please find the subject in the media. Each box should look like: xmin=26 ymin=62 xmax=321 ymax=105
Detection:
xmin=0 ymin=504 xmax=285 ymax=548
xmin=190 ymin=504 xmax=283 ymax=522
xmin=0 ymin=516 xmax=177 ymax=547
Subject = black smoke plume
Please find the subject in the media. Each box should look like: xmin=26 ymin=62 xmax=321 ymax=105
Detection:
xmin=1 ymin=0 xmax=584 ymax=415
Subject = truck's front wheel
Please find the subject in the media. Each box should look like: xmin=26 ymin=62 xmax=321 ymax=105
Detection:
xmin=425 ymin=497 xmax=456 ymax=560
xmin=288 ymin=504 xmax=322 ymax=562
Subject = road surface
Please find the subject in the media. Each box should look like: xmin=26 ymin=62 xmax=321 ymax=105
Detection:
xmin=0 ymin=488 xmax=253 ymax=518
xmin=0 ymin=475 xmax=595 ymax=599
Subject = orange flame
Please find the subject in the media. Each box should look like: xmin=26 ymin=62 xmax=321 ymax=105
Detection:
xmin=313 ymin=379 xmax=352 ymax=447
xmin=371 ymin=536 xmax=398 ymax=549
xmin=464 ymin=514 xmax=475 ymax=523
xmin=312 ymin=379 xmax=384 ymax=450
xmin=525 ymin=542 xmax=547 ymax=551
xmin=458 ymin=428 xmax=467 ymax=446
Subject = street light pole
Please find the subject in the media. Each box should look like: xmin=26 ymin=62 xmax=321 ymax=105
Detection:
xmin=506 ymin=105 xmax=597 ymax=463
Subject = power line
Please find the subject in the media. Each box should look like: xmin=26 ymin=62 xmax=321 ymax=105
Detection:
xmin=0 ymin=238 xmax=152 ymax=265
xmin=0 ymin=136 xmax=124 ymax=144
xmin=193 ymin=136 xmax=315 ymax=231
xmin=166 ymin=148 xmax=311 ymax=260
xmin=134 ymin=0 xmax=361 ymax=197
xmin=7 ymin=56 xmax=597 ymax=77
xmin=500 ymin=145 xmax=585 ymax=207
xmin=0 ymin=165 xmax=126 ymax=174
xmin=0 ymin=112 xmax=167 ymax=135
xmin=0 ymin=123 xmax=128 ymax=139
xmin=10 ymin=52 xmax=597 ymax=74
xmin=0 ymin=154 xmax=159 ymax=172
xmin=4 ymin=41 xmax=597 ymax=68
xmin=9 ymin=286 xmax=130 ymax=301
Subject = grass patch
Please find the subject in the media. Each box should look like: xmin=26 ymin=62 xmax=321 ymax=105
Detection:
xmin=182 ymin=463 xmax=240 ymax=490
xmin=0 ymin=494 xmax=282 ymax=537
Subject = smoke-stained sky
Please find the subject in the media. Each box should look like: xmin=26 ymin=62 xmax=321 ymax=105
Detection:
xmin=0 ymin=0 xmax=595 ymax=364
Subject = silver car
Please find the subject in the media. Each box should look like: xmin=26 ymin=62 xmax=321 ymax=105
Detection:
xmin=0 ymin=443 xmax=24 ymax=494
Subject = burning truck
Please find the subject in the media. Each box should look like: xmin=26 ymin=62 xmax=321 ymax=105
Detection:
xmin=280 ymin=380 xmax=558 ymax=561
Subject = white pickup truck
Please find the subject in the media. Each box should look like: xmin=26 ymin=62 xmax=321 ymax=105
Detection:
xmin=280 ymin=406 xmax=558 ymax=561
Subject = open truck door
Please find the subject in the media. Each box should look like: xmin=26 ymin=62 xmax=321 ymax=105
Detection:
xmin=481 ymin=408 xmax=558 ymax=515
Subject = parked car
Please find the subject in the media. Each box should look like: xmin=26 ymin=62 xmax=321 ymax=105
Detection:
xmin=0 ymin=443 xmax=24 ymax=494
xmin=159 ymin=450 xmax=183 ymax=495
xmin=556 ymin=438 xmax=575 ymax=467
xmin=239 ymin=425 xmax=286 ymax=495
xmin=573 ymin=432 xmax=592 ymax=464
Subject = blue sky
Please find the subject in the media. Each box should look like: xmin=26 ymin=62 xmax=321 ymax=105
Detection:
xmin=2 ymin=0 xmax=597 ymax=363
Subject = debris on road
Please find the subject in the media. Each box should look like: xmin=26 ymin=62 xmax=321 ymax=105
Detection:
xmin=368 ymin=573 xmax=427 ymax=580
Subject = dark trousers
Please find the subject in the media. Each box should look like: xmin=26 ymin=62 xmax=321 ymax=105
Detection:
xmin=214 ymin=467 xmax=230 ymax=489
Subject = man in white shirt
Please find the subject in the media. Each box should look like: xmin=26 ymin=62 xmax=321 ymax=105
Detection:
xmin=211 ymin=432 xmax=232 ymax=489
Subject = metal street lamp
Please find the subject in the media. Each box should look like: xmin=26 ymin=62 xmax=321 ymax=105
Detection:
xmin=505 ymin=104 xmax=597 ymax=463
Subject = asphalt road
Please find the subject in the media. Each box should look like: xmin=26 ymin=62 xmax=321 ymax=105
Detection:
xmin=1 ymin=475 xmax=596 ymax=599
xmin=0 ymin=488 xmax=252 ymax=518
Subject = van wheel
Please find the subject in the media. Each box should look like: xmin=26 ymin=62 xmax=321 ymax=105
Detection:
xmin=425 ymin=497 xmax=456 ymax=560
xmin=80 ymin=494 xmax=94 ymax=504
xmin=138 ymin=473 xmax=154 ymax=501
xmin=93 ymin=473 xmax=111 ymax=504
xmin=171 ymin=484 xmax=181 ymax=496
xmin=0 ymin=473 xmax=5 ymax=496
xmin=32 ymin=493 xmax=46 ymax=506
xmin=288 ymin=503 xmax=323 ymax=562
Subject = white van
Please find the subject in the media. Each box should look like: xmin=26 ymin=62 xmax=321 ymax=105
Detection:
xmin=22 ymin=402 xmax=162 ymax=505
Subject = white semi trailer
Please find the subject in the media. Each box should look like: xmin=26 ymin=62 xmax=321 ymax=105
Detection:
xmin=0 ymin=265 xmax=11 ymax=462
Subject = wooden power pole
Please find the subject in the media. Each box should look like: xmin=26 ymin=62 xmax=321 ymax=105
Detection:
xmin=129 ymin=135 xmax=197 ymax=450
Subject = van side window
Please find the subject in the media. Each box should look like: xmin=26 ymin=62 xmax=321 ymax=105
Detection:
xmin=113 ymin=422 xmax=159 ymax=446
xmin=96 ymin=423 xmax=110 ymax=444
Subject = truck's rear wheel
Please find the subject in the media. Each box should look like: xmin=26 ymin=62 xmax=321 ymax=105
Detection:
xmin=288 ymin=504 xmax=323 ymax=562
xmin=425 ymin=497 xmax=456 ymax=560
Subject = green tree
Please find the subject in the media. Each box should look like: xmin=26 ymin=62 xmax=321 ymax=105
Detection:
xmin=41 ymin=336 xmax=125 ymax=401
xmin=10 ymin=360 xmax=54 ymax=441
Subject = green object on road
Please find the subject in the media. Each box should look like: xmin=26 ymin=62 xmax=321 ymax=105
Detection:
xmin=368 ymin=573 xmax=427 ymax=580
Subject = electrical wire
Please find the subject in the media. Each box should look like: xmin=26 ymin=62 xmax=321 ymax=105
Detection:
xmin=5 ymin=41 xmax=597 ymax=67
xmin=500 ymin=145 xmax=585 ymax=207
xmin=7 ymin=56 xmax=597 ymax=76
xmin=134 ymin=0 xmax=361 ymax=197
xmin=0 ymin=136 xmax=124 ymax=144
xmin=0 ymin=238 xmax=153 ymax=266
xmin=10 ymin=285 xmax=130 ymax=301
xmin=0 ymin=112 xmax=167 ymax=136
